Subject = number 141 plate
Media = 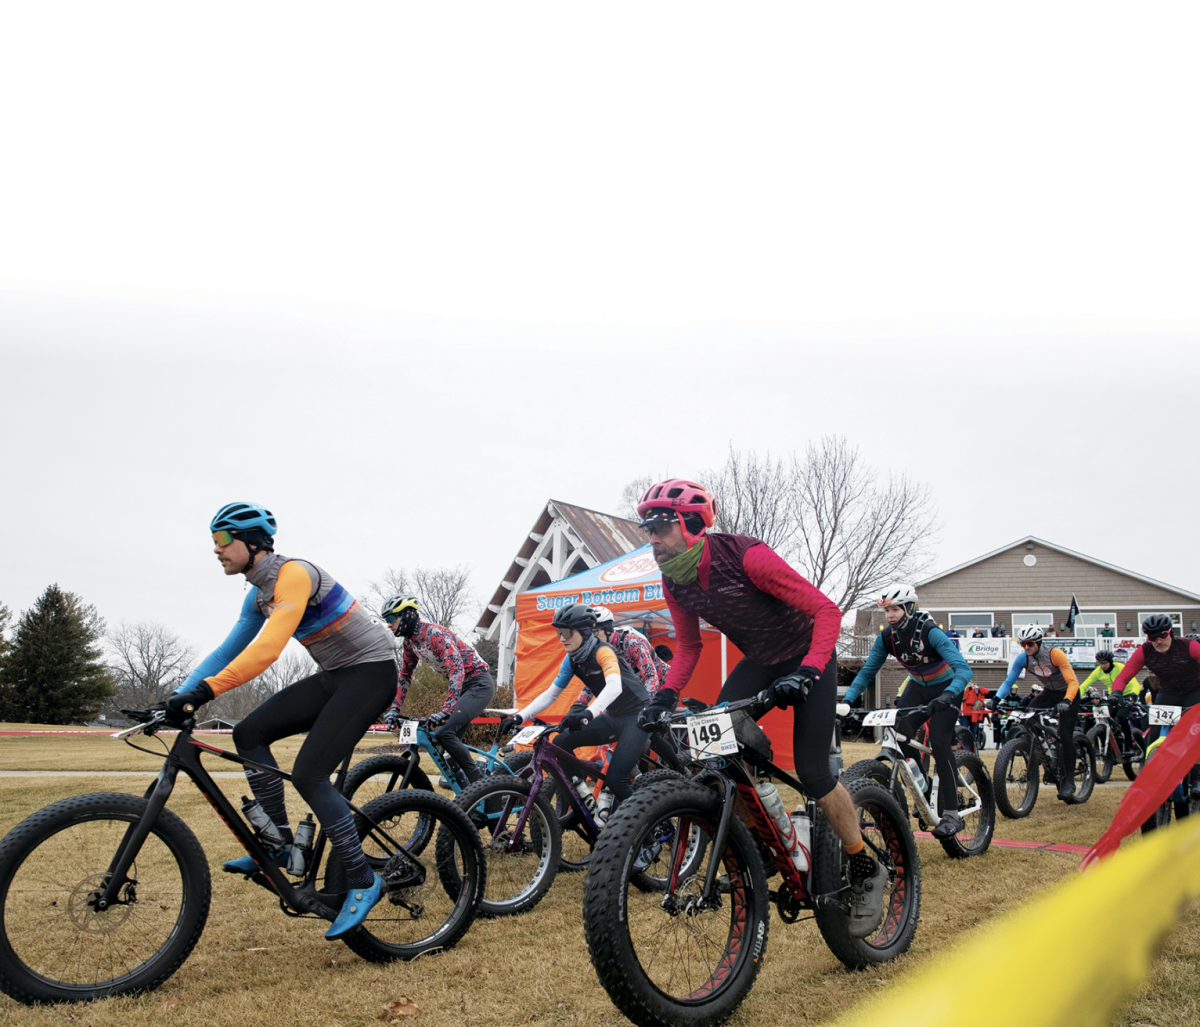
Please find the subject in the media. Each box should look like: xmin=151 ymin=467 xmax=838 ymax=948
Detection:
xmin=687 ymin=711 xmax=737 ymax=759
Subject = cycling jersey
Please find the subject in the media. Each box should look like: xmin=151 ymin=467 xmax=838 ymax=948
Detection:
xmin=553 ymin=626 xmax=667 ymax=701
xmin=660 ymin=533 xmax=841 ymax=696
xmin=394 ymin=621 xmax=492 ymax=714
xmin=180 ymin=553 xmax=394 ymax=696
xmin=997 ymin=645 xmax=1078 ymax=701
xmin=521 ymin=642 xmax=647 ymax=720
xmin=1079 ymin=662 xmax=1141 ymax=697
xmin=1112 ymin=637 xmax=1200 ymax=700
xmin=844 ymin=614 xmax=971 ymax=703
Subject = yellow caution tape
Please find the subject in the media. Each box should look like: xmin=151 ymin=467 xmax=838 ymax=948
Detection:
xmin=828 ymin=815 xmax=1200 ymax=1027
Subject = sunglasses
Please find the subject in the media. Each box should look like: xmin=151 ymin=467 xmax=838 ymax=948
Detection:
xmin=212 ymin=530 xmax=236 ymax=547
xmin=640 ymin=519 xmax=677 ymax=538
xmin=1147 ymin=630 xmax=1171 ymax=641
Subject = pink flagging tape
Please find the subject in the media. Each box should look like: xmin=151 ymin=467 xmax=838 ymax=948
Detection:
xmin=915 ymin=831 xmax=1090 ymax=855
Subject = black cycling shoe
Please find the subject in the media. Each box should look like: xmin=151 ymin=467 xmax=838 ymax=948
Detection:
xmin=1056 ymin=779 xmax=1076 ymax=802
xmin=1043 ymin=771 xmax=1058 ymax=786
xmin=847 ymin=855 xmax=887 ymax=938
xmin=930 ymin=812 xmax=965 ymax=840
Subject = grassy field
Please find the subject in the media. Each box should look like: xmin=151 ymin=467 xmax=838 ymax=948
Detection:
xmin=0 ymin=728 xmax=1194 ymax=1027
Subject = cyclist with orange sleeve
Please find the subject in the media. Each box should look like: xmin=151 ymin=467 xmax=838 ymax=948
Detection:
xmin=632 ymin=478 xmax=888 ymax=938
xmin=994 ymin=624 xmax=1082 ymax=800
xmin=155 ymin=503 xmax=398 ymax=939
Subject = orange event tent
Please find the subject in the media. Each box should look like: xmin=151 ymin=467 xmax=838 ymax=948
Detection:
xmin=513 ymin=543 xmax=799 ymax=769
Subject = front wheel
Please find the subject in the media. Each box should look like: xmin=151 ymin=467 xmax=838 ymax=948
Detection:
xmin=327 ymin=789 xmax=485 ymax=962
xmin=1069 ymin=734 xmax=1097 ymax=804
xmin=994 ymin=735 xmax=1038 ymax=819
xmin=937 ymin=752 xmax=994 ymax=858
xmin=583 ymin=779 xmax=769 ymax=1027
xmin=0 ymin=792 xmax=211 ymax=1005
xmin=1086 ymin=726 xmax=1115 ymax=784
xmin=626 ymin=769 xmax=707 ymax=892
xmin=812 ymin=776 xmax=921 ymax=968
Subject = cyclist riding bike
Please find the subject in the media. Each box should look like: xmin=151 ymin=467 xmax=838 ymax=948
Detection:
xmin=992 ymin=625 xmax=1082 ymax=801
xmin=1111 ymin=615 xmax=1200 ymax=799
xmin=500 ymin=603 xmax=649 ymax=824
xmin=844 ymin=586 xmax=972 ymax=840
xmin=158 ymin=503 xmax=397 ymax=938
xmin=632 ymin=478 xmax=887 ymax=938
xmin=1080 ymin=648 xmax=1141 ymax=750
xmin=592 ymin=607 xmax=669 ymax=693
xmin=380 ymin=595 xmax=497 ymax=787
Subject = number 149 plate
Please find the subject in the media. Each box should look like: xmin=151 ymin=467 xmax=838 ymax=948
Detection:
xmin=687 ymin=712 xmax=737 ymax=759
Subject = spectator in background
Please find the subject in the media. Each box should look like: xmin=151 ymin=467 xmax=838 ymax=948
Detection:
xmin=1100 ymin=623 xmax=1115 ymax=637
xmin=946 ymin=626 xmax=961 ymax=649
xmin=992 ymin=623 xmax=1007 ymax=637
xmin=972 ymin=628 xmax=986 ymax=638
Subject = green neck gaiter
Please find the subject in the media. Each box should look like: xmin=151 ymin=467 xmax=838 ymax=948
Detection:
xmin=659 ymin=538 xmax=705 ymax=584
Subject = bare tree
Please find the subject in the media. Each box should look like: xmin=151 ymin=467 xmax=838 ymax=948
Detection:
xmin=790 ymin=436 xmax=939 ymax=612
xmin=205 ymin=647 xmax=320 ymax=722
xmin=365 ymin=565 xmax=475 ymax=630
xmin=106 ymin=622 xmax=197 ymax=715
xmin=619 ymin=475 xmax=658 ymax=521
xmin=0 ymin=601 xmax=11 ymax=661
xmin=703 ymin=445 xmax=795 ymax=550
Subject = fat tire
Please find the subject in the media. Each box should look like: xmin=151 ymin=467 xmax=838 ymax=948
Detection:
xmin=994 ymin=735 xmax=1038 ymax=819
xmin=583 ymin=779 xmax=768 ymax=1027
xmin=812 ymin=776 xmax=921 ymax=968
xmin=450 ymin=775 xmax=560 ymax=917
xmin=0 ymin=792 xmax=210 ymax=1005
xmin=937 ymin=752 xmax=994 ymax=859
xmin=1070 ymin=734 xmax=1097 ymax=804
xmin=627 ymin=769 xmax=707 ymax=892
xmin=329 ymin=789 xmax=484 ymax=962
xmin=1086 ymin=726 xmax=1115 ymax=783
xmin=843 ymin=758 xmax=907 ymax=813
xmin=344 ymin=753 xmax=434 ymax=802
xmin=502 ymin=749 xmax=596 ymax=872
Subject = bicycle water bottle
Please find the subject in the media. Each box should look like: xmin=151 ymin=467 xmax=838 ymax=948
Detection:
xmin=904 ymin=759 xmax=926 ymax=794
xmin=597 ymin=788 xmax=615 ymax=823
xmin=241 ymin=796 xmax=286 ymax=849
xmin=790 ymin=810 xmax=812 ymax=872
xmin=287 ymin=815 xmax=316 ymax=877
xmin=572 ymin=776 xmax=598 ymax=816
xmin=755 ymin=782 xmax=806 ymax=873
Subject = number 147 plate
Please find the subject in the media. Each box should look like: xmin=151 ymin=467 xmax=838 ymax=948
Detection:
xmin=687 ymin=711 xmax=738 ymax=759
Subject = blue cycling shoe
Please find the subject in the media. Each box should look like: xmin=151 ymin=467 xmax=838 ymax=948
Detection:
xmin=326 ymin=874 xmax=383 ymax=939
xmin=223 ymin=845 xmax=290 ymax=875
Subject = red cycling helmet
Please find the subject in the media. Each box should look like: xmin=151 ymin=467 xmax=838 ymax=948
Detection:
xmin=636 ymin=479 xmax=716 ymax=546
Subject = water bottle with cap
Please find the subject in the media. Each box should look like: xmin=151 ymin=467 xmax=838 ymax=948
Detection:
xmin=790 ymin=809 xmax=812 ymax=872
xmin=755 ymin=782 xmax=806 ymax=873
xmin=241 ymin=796 xmax=286 ymax=849
xmin=572 ymin=776 xmax=598 ymax=816
xmin=904 ymin=758 xmax=926 ymax=793
xmin=287 ymin=815 xmax=316 ymax=877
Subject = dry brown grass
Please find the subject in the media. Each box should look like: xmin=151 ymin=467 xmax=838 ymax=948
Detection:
xmin=0 ymin=735 xmax=1192 ymax=1026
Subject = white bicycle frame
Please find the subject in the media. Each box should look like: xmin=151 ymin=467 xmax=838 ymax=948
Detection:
xmin=862 ymin=708 xmax=984 ymax=826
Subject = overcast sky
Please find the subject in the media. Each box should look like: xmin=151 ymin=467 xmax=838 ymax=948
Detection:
xmin=2 ymin=4 xmax=1198 ymax=660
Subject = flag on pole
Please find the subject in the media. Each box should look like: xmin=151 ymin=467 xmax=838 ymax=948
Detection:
xmin=1066 ymin=594 xmax=1080 ymax=633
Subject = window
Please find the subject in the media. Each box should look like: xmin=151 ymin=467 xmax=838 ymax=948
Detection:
xmin=949 ymin=612 xmax=993 ymax=635
xmin=1011 ymin=613 xmax=1052 ymax=633
xmin=1074 ymin=613 xmax=1117 ymax=639
xmin=1137 ymin=612 xmax=1182 ymax=634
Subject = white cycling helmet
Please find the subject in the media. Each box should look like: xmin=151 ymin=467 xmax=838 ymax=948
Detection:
xmin=1017 ymin=624 xmax=1044 ymax=643
xmin=591 ymin=606 xmax=615 ymax=629
xmin=877 ymin=585 xmax=919 ymax=609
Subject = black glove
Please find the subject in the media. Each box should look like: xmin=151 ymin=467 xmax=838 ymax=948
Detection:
xmin=984 ymin=698 xmax=998 ymax=711
xmin=1055 ymin=701 xmax=1072 ymax=716
xmin=150 ymin=682 xmax=214 ymax=724
xmin=384 ymin=705 xmax=404 ymax=730
xmin=559 ymin=703 xmax=593 ymax=733
xmin=770 ymin=666 xmax=821 ymax=710
xmin=498 ymin=713 xmax=524 ymax=735
xmin=928 ymin=691 xmax=957 ymax=715
xmin=427 ymin=709 xmax=451 ymax=730
xmin=638 ymin=689 xmax=678 ymax=732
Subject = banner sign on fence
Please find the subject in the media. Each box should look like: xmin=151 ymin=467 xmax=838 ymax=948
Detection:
xmin=961 ymin=638 xmax=1008 ymax=662
xmin=1008 ymin=637 xmax=1098 ymax=666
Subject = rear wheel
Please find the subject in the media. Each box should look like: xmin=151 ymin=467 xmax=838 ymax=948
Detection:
xmin=503 ymin=749 xmax=599 ymax=872
xmin=0 ymin=792 xmax=210 ymax=1004
xmin=994 ymin=735 xmax=1038 ymax=819
xmin=936 ymin=752 xmax=994 ymax=858
xmin=812 ymin=776 xmax=921 ymax=968
xmin=583 ymin=779 xmax=769 ymax=1027
xmin=450 ymin=776 xmax=560 ymax=917
xmin=344 ymin=753 xmax=434 ymax=806
xmin=1086 ymin=726 xmax=1115 ymax=783
xmin=327 ymin=789 xmax=484 ymax=962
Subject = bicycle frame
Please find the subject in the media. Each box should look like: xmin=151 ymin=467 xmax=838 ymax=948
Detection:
xmin=97 ymin=720 xmax=415 ymax=922
xmin=870 ymin=722 xmax=983 ymax=827
xmin=390 ymin=716 xmax=515 ymax=794
xmin=503 ymin=734 xmax=611 ymax=850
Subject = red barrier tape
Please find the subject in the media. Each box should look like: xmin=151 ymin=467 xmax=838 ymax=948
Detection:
xmin=914 ymin=832 xmax=1090 ymax=855
xmin=1081 ymin=703 xmax=1200 ymax=869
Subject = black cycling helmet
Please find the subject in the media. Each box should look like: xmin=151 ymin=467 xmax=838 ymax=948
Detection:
xmin=1142 ymin=613 xmax=1173 ymax=637
xmin=1095 ymin=649 xmax=1115 ymax=664
xmin=552 ymin=604 xmax=598 ymax=633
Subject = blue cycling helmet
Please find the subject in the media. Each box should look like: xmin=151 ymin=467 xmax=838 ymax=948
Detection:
xmin=210 ymin=502 xmax=277 ymax=536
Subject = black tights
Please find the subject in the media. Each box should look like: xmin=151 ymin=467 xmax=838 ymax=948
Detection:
xmin=555 ymin=711 xmax=649 ymax=803
xmin=432 ymin=672 xmax=496 ymax=784
xmin=896 ymin=682 xmax=960 ymax=813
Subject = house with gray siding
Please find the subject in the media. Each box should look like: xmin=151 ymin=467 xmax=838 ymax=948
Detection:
xmin=851 ymin=536 xmax=1200 ymax=705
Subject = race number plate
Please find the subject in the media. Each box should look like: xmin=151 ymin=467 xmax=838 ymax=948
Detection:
xmin=396 ymin=719 xmax=419 ymax=744
xmin=1094 ymin=704 xmax=1110 ymax=721
xmin=686 ymin=712 xmax=737 ymax=759
xmin=1007 ymin=710 xmax=1035 ymax=721
xmin=1149 ymin=705 xmax=1183 ymax=726
xmin=863 ymin=709 xmax=898 ymax=727
xmin=512 ymin=724 xmax=551 ymax=745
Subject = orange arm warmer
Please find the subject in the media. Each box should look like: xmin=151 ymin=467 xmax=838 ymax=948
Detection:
xmin=205 ymin=562 xmax=310 ymax=695
xmin=1052 ymin=648 xmax=1080 ymax=700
